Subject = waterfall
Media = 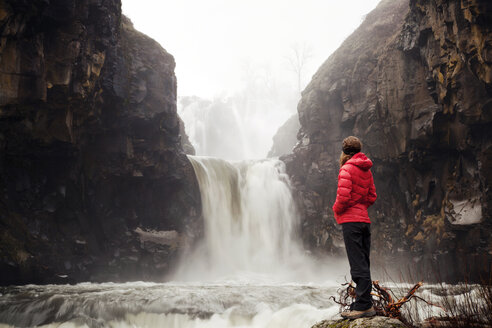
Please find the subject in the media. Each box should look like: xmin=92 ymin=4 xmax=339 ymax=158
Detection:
xmin=174 ymin=156 xmax=307 ymax=281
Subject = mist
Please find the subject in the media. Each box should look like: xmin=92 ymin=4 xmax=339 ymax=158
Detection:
xmin=122 ymin=0 xmax=381 ymax=159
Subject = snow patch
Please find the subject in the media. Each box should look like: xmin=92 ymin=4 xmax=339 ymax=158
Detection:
xmin=447 ymin=198 xmax=482 ymax=225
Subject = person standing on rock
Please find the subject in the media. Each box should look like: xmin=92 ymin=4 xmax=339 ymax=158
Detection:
xmin=332 ymin=136 xmax=377 ymax=319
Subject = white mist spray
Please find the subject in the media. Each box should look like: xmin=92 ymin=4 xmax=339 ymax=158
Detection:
xmin=174 ymin=156 xmax=314 ymax=281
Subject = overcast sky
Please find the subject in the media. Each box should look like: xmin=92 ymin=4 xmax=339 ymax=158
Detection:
xmin=122 ymin=0 xmax=381 ymax=98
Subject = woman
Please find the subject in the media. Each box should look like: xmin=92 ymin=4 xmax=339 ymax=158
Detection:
xmin=332 ymin=136 xmax=377 ymax=319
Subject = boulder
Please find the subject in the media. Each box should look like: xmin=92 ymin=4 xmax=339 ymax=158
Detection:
xmin=312 ymin=317 xmax=406 ymax=328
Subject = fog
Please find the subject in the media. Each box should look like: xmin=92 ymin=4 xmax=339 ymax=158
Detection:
xmin=122 ymin=0 xmax=381 ymax=159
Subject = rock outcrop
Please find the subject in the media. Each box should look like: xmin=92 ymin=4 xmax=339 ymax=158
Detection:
xmin=268 ymin=113 xmax=301 ymax=157
xmin=283 ymin=0 xmax=492 ymax=281
xmin=312 ymin=317 xmax=406 ymax=328
xmin=0 ymin=0 xmax=201 ymax=284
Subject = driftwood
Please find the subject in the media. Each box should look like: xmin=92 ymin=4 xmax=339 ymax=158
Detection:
xmin=330 ymin=280 xmax=443 ymax=322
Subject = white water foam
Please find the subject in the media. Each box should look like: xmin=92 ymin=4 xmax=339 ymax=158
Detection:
xmin=0 ymin=282 xmax=341 ymax=327
xmin=0 ymin=281 xmax=472 ymax=328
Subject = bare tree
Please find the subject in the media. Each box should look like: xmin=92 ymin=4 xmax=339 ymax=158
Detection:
xmin=286 ymin=42 xmax=314 ymax=94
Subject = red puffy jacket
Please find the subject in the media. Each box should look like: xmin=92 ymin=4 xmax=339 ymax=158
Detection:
xmin=332 ymin=152 xmax=377 ymax=224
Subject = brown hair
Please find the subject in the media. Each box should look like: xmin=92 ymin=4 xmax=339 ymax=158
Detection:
xmin=339 ymin=136 xmax=362 ymax=167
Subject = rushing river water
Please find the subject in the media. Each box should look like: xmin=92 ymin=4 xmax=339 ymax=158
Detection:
xmin=0 ymin=281 xmax=342 ymax=328
xmin=0 ymin=157 xmax=457 ymax=327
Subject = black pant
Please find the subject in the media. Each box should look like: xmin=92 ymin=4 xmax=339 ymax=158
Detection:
xmin=342 ymin=222 xmax=372 ymax=311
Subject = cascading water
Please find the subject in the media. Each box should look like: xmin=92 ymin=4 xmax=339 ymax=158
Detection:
xmin=174 ymin=156 xmax=307 ymax=281
xmin=0 ymin=156 xmax=450 ymax=327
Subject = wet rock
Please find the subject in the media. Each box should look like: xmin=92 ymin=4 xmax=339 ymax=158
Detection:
xmin=312 ymin=317 xmax=406 ymax=328
xmin=284 ymin=0 xmax=492 ymax=282
xmin=0 ymin=0 xmax=201 ymax=284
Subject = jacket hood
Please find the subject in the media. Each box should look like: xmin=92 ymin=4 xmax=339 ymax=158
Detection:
xmin=345 ymin=152 xmax=373 ymax=171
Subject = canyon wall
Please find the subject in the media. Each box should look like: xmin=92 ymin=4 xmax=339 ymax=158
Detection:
xmin=0 ymin=0 xmax=201 ymax=284
xmin=283 ymin=0 xmax=492 ymax=281
xmin=268 ymin=113 xmax=300 ymax=158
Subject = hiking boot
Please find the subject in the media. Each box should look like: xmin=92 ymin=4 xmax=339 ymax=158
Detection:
xmin=340 ymin=306 xmax=376 ymax=319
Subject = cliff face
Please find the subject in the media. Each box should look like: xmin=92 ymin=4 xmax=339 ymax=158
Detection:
xmin=0 ymin=0 xmax=201 ymax=284
xmin=284 ymin=0 xmax=492 ymax=281
xmin=268 ymin=113 xmax=301 ymax=158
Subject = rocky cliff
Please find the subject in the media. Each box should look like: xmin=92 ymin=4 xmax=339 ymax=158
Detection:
xmin=283 ymin=0 xmax=492 ymax=281
xmin=268 ymin=113 xmax=301 ymax=157
xmin=0 ymin=0 xmax=201 ymax=284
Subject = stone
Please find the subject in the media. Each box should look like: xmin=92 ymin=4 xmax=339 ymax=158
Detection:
xmin=312 ymin=317 xmax=406 ymax=328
